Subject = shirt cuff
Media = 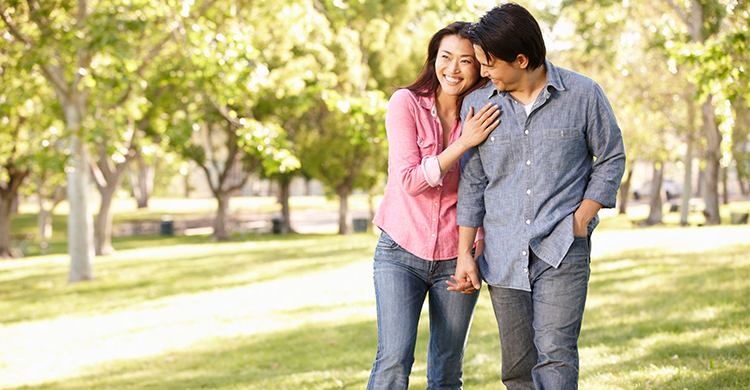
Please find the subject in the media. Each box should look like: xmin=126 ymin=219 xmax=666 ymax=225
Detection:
xmin=475 ymin=226 xmax=485 ymax=242
xmin=421 ymin=156 xmax=443 ymax=187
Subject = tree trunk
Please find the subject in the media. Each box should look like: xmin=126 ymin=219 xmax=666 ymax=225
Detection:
xmin=11 ymin=192 xmax=19 ymax=213
xmin=38 ymin=209 xmax=53 ymax=241
xmin=129 ymin=152 xmax=154 ymax=209
xmin=721 ymin=166 xmax=730 ymax=205
xmin=213 ymin=191 xmax=231 ymax=240
xmin=618 ymin=169 xmax=632 ymax=215
xmin=37 ymin=185 xmax=66 ymax=240
xmin=277 ymin=176 xmax=293 ymax=234
xmin=1 ymin=165 xmax=30 ymax=258
xmin=337 ymin=186 xmax=352 ymax=235
xmin=66 ymin=135 xmax=95 ymax=282
xmin=95 ymin=184 xmax=117 ymax=256
xmin=184 ymin=172 xmax=191 ymax=198
xmin=731 ymin=95 xmax=749 ymax=196
xmin=702 ymin=98 xmax=722 ymax=225
xmin=681 ymin=102 xmax=696 ymax=226
xmin=0 ymin=193 xmax=16 ymax=259
xmin=645 ymin=164 xmax=664 ymax=226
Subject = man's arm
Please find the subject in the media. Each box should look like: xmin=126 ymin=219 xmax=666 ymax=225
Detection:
xmin=583 ymin=83 xmax=627 ymax=209
xmin=574 ymin=198 xmax=602 ymax=236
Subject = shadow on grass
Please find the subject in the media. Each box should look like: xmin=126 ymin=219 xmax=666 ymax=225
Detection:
xmin=0 ymin=234 xmax=379 ymax=325
xmin=577 ymin=243 xmax=750 ymax=389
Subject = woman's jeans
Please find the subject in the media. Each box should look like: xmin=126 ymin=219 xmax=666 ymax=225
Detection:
xmin=367 ymin=232 xmax=479 ymax=390
xmin=488 ymin=235 xmax=591 ymax=390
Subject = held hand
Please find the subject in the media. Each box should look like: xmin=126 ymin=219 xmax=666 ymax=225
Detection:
xmin=459 ymin=103 xmax=501 ymax=149
xmin=447 ymin=252 xmax=482 ymax=294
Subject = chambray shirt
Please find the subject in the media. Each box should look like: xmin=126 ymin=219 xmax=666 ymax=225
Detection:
xmin=457 ymin=59 xmax=626 ymax=291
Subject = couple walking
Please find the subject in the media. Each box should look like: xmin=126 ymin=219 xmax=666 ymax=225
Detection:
xmin=367 ymin=3 xmax=626 ymax=390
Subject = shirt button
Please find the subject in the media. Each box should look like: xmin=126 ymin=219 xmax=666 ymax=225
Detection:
xmin=437 ymin=187 xmax=441 ymax=191
xmin=526 ymin=160 xmax=531 ymax=165
xmin=434 ymin=202 xmax=438 ymax=206
xmin=526 ymin=219 xmax=531 ymax=224
xmin=522 ymin=250 xmax=527 ymax=256
xmin=523 ymin=267 xmax=529 ymax=273
xmin=432 ymin=233 xmax=436 ymax=237
xmin=438 ymin=143 xmax=442 ymax=147
xmin=525 ymin=130 xmax=529 ymax=135
xmin=490 ymin=136 xmax=495 ymax=142
xmin=433 ymin=218 xmax=436 ymax=221
xmin=526 ymin=189 xmax=531 ymax=195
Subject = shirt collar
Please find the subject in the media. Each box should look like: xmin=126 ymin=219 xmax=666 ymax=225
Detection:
xmin=486 ymin=58 xmax=567 ymax=99
xmin=417 ymin=92 xmax=435 ymax=111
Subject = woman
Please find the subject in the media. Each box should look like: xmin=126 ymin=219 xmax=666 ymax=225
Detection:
xmin=368 ymin=21 xmax=500 ymax=390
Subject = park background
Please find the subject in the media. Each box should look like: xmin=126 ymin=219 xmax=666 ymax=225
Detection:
xmin=1 ymin=0 xmax=749 ymax=389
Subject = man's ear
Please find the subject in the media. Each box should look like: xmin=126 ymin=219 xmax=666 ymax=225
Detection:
xmin=516 ymin=54 xmax=529 ymax=70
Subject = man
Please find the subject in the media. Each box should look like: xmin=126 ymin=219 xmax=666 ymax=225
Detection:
xmin=447 ymin=3 xmax=626 ymax=389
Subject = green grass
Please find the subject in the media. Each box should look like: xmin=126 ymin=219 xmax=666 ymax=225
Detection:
xmin=2 ymin=199 xmax=750 ymax=389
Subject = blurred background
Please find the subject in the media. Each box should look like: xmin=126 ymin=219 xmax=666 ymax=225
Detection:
xmin=1 ymin=1 xmax=749 ymax=388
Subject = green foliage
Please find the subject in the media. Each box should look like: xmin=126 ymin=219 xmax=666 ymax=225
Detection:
xmin=671 ymin=31 xmax=750 ymax=103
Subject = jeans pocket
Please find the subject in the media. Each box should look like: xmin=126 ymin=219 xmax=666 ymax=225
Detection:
xmin=375 ymin=231 xmax=400 ymax=251
xmin=572 ymin=235 xmax=591 ymax=262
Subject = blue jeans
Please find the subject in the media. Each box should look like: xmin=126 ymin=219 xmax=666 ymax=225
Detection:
xmin=367 ymin=232 xmax=479 ymax=390
xmin=488 ymin=236 xmax=591 ymax=390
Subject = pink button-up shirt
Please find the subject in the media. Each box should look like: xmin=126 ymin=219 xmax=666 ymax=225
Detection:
xmin=373 ymin=89 xmax=482 ymax=261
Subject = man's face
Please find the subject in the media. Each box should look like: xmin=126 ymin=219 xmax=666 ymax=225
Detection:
xmin=473 ymin=44 xmax=524 ymax=92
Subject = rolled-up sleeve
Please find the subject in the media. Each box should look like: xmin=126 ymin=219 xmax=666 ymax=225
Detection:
xmin=457 ymin=144 xmax=487 ymax=227
xmin=584 ymin=83 xmax=626 ymax=208
xmin=386 ymin=90 xmax=438 ymax=197
xmin=421 ymin=156 xmax=443 ymax=187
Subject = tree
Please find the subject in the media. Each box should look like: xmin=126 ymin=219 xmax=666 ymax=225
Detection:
xmin=0 ymin=32 xmax=60 ymax=258
xmin=660 ymin=0 xmax=732 ymax=225
xmin=297 ymin=90 xmax=386 ymax=234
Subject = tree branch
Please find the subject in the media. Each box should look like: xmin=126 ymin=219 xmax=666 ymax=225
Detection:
xmin=663 ymin=0 xmax=689 ymax=29
xmin=0 ymin=6 xmax=32 ymax=45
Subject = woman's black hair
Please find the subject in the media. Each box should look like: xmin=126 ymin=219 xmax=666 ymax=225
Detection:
xmin=469 ymin=3 xmax=546 ymax=70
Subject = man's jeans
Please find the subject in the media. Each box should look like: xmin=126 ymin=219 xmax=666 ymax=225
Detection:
xmin=488 ymin=236 xmax=591 ymax=390
xmin=367 ymin=232 xmax=479 ymax=390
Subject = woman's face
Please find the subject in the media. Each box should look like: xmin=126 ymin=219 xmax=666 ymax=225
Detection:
xmin=434 ymin=34 xmax=481 ymax=97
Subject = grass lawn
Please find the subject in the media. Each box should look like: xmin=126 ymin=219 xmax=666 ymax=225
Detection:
xmin=2 ymin=199 xmax=750 ymax=389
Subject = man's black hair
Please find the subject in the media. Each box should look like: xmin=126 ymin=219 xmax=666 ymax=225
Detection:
xmin=469 ymin=3 xmax=546 ymax=70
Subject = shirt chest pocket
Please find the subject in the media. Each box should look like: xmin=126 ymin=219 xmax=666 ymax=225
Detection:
xmin=480 ymin=132 xmax=514 ymax=176
xmin=543 ymin=128 xmax=586 ymax=172
xmin=417 ymin=137 xmax=438 ymax=157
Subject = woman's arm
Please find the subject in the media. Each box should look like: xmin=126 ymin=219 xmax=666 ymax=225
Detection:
xmin=435 ymin=103 xmax=500 ymax=176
